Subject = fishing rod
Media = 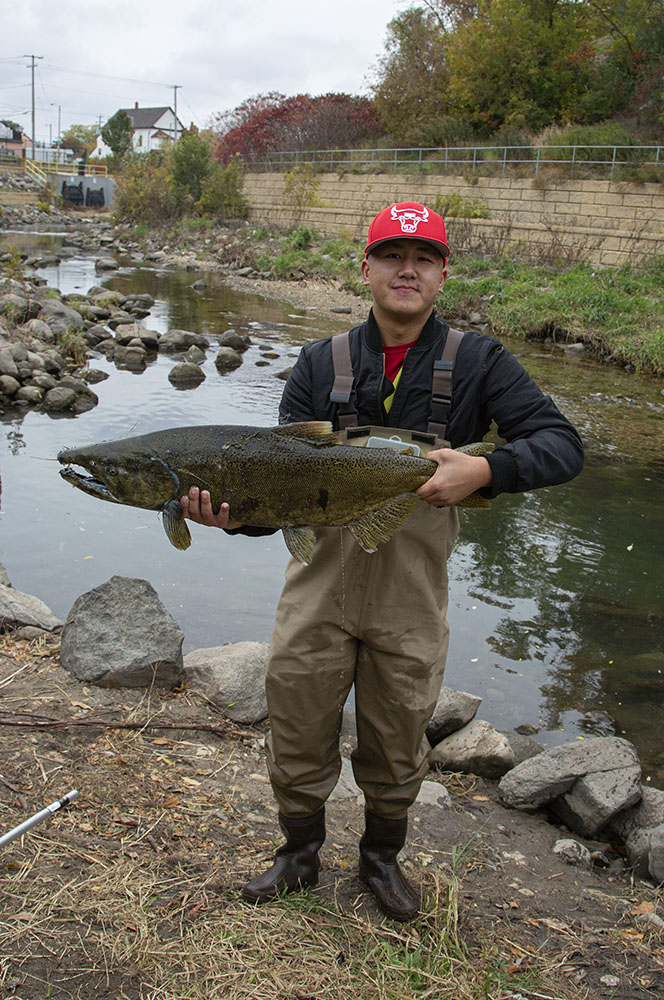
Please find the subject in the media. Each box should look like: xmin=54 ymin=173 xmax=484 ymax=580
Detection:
xmin=0 ymin=790 xmax=79 ymax=848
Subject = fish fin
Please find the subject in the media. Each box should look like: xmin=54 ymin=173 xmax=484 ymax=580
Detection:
xmin=346 ymin=493 xmax=419 ymax=553
xmin=273 ymin=421 xmax=340 ymax=447
xmin=162 ymin=500 xmax=192 ymax=550
xmin=457 ymin=492 xmax=491 ymax=509
xmin=282 ymin=525 xmax=316 ymax=564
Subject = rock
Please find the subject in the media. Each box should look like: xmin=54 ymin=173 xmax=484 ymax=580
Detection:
xmin=0 ymin=374 xmax=20 ymax=397
xmin=192 ymin=279 xmax=207 ymax=290
xmin=0 ymin=563 xmax=11 ymax=587
xmin=430 ymin=719 xmax=515 ymax=779
xmin=609 ymin=786 xmax=664 ymax=842
xmin=39 ymin=299 xmax=84 ymax=333
xmin=553 ymin=838 xmax=592 ymax=868
xmin=330 ymin=306 xmax=352 ymax=314
xmin=158 ymin=329 xmax=209 ymax=353
xmin=275 ymin=368 xmax=292 ymax=381
xmin=95 ymin=256 xmax=119 ymax=271
xmin=82 ymin=325 xmax=112 ymax=346
xmin=416 ymin=780 xmax=452 ymax=810
xmin=42 ymin=386 xmax=77 ymax=411
xmin=30 ymin=373 xmax=57 ymax=391
xmin=19 ymin=318 xmax=54 ymax=342
xmin=168 ymin=362 xmax=205 ymax=387
xmin=185 ymin=345 xmax=206 ymax=364
xmin=215 ymin=347 xmax=243 ymax=371
xmin=498 ymin=737 xmax=640 ymax=809
xmin=502 ymin=731 xmax=544 ymax=766
xmin=0 ymin=348 xmax=19 ymax=378
xmin=649 ymin=824 xmax=664 ymax=884
xmin=113 ymin=344 xmax=147 ymax=369
xmin=0 ymin=583 xmax=62 ymax=632
xmin=552 ymin=763 xmax=643 ymax=837
xmin=85 ymin=368 xmax=109 ymax=384
xmin=16 ymin=385 xmax=43 ymax=405
xmin=426 ymin=685 xmax=482 ymax=746
xmin=219 ymin=331 xmax=251 ymax=352
xmin=183 ymin=642 xmax=269 ymax=724
xmin=234 ymin=267 xmax=254 ymax=277
xmin=60 ymin=576 xmax=184 ymax=688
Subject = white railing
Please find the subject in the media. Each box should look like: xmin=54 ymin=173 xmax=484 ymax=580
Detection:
xmin=246 ymin=145 xmax=664 ymax=180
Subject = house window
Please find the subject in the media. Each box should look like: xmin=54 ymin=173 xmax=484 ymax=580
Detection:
xmin=137 ymin=134 xmax=143 ymax=147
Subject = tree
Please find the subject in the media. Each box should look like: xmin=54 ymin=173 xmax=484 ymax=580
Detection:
xmin=370 ymin=8 xmax=456 ymax=146
xmin=170 ymin=127 xmax=212 ymax=202
xmin=445 ymin=0 xmax=592 ymax=131
xmin=212 ymin=92 xmax=381 ymax=161
xmin=101 ymin=110 xmax=134 ymax=159
xmin=60 ymin=124 xmax=98 ymax=158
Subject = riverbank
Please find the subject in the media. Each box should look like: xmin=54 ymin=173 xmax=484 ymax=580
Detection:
xmin=3 ymin=208 xmax=664 ymax=375
xmin=1 ymin=628 xmax=663 ymax=1000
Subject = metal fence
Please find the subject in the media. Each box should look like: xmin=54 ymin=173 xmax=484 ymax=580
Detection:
xmin=248 ymin=145 xmax=664 ymax=180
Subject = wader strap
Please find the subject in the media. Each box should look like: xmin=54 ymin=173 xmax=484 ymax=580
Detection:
xmin=330 ymin=332 xmax=358 ymax=429
xmin=428 ymin=327 xmax=465 ymax=438
xmin=330 ymin=326 xmax=466 ymax=436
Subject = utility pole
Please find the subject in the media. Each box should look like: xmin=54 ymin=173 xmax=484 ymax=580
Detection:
xmin=172 ymin=84 xmax=181 ymax=141
xmin=23 ymin=54 xmax=43 ymax=160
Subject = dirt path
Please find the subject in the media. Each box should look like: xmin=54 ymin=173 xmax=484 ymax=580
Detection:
xmin=1 ymin=632 xmax=662 ymax=1000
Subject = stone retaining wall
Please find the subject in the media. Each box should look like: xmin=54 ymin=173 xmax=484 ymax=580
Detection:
xmin=0 ymin=190 xmax=39 ymax=206
xmin=243 ymin=171 xmax=664 ymax=266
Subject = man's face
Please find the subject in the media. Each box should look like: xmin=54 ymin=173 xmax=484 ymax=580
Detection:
xmin=361 ymin=239 xmax=447 ymax=325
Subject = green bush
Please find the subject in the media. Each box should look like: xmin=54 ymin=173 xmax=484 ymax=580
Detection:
xmin=113 ymin=151 xmax=185 ymax=225
xmin=287 ymin=226 xmax=318 ymax=250
xmin=539 ymin=122 xmax=636 ymax=163
xmin=196 ymin=155 xmax=248 ymax=219
xmin=431 ymin=192 xmax=490 ymax=219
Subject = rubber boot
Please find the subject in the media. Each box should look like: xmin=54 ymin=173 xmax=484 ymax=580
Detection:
xmin=243 ymin=808 xmax=325 ymax=903
xmin=359 ymin=809 xmax=420 ymax=921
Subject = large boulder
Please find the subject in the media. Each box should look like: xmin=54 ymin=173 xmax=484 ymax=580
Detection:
xmin=430 ymin=719 xmax=515 ymax=779
xmin=0 ymin=583 xmax=62 ymax=632
xmin=498 ymin=737 xmax=642 ymax=838
xmin=183 ymin=642 xmax=269 ymax=724
xmin=60 ymin=576 xmax=184 ymax=688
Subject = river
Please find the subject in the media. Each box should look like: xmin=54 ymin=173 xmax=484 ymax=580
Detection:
xmin=2 ymin=230 xmax=663 ymax=785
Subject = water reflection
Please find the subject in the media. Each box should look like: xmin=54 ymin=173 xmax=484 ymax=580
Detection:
xmin=1 ymin=233 xmax=663 ymax=783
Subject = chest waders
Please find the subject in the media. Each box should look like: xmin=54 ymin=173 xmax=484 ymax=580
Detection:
xmin=265 ymin=329 xmax=466 ymax=821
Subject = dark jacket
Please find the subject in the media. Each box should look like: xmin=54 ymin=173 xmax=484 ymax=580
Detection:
xmin=279 ymin=309 xmax=584 ymax=498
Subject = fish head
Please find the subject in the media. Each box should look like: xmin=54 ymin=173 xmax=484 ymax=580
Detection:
xmin=58 ymin=439 xmax=180 ymax=512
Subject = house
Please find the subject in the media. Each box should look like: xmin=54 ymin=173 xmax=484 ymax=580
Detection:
xmin=93 ymin=103 xmax=184 ymax=158
xmin=0 ymin=121 xmax=31 ymax=159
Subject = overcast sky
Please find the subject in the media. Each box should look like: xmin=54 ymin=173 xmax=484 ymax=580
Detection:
xmin=1 ymin=0 xmax=401 ymax=144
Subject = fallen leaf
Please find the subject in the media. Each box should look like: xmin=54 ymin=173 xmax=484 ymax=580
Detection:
xmin=632 ymin=901 xmax=656 ymax=916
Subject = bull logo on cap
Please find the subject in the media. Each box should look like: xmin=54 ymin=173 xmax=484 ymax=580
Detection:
xmin=390 ymin=204 xmax=429 ymax=234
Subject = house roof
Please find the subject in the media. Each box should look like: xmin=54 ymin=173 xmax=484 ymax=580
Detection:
xmin=120 ymin=107 xmax=180 ymax=130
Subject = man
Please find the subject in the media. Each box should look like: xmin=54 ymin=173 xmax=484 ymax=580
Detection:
xmin=182 ymin=202 xmax=584 ymax=921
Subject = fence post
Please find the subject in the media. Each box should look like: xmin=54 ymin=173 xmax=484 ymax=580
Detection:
xmin=502 ymin=146 xmax=507 ymax=175
xmin=472 ymin=146 xmax=477 ymax=172
xmin=610 ymin=146 xmax=617 ymax=181
xmin=394 ymin=149 xmax=398 ymax=171
xmin=535 ymin=146 xmax=541 ymax=177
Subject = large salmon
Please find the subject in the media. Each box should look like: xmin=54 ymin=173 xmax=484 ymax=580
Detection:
xmin=58 ymin=421 xmax=492 ymax=563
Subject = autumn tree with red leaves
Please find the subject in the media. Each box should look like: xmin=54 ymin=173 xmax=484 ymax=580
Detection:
xmin=211 ymin=92 xmax=382 ymax=162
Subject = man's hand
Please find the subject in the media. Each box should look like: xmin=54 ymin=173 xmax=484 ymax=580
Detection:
xmin=180 ymin=487 xmax=243 ymax=530
xmin=416 ymin=448 xmax=493 ymax=507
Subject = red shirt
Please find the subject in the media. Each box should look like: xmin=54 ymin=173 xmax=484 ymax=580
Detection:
xmin=382 ymin=340 xmax=418 ymax=384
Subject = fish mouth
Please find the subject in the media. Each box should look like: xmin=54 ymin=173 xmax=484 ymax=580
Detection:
xmin=59 ymin=464 xmax=120 ymax=503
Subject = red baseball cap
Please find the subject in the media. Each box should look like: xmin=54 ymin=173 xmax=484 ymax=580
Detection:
xmin=365 ymin=202 xmax=450 ymax=258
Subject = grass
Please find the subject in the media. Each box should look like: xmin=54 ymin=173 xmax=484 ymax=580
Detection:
xmin=444 ymin=255 xmax=664 ymax=374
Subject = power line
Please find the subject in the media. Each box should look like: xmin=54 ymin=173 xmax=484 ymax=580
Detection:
xmin=44 ymin=63 xmax=174 ymax=89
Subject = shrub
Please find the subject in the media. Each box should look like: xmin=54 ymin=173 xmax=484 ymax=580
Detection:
xmin=196 ymin=155 xmax=248 ymax=219
xmin=431 ymin=192 xmax=490 ymax=219
xmin=287 ymin=226 xmax=318 ymax=250
xmin=56 ymin=328 xmax=88 ymax=366
xmin=113 ymin=151 xmax=185 ymax=225
xmin=538 ymin=122 xmax=637 ymax=162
